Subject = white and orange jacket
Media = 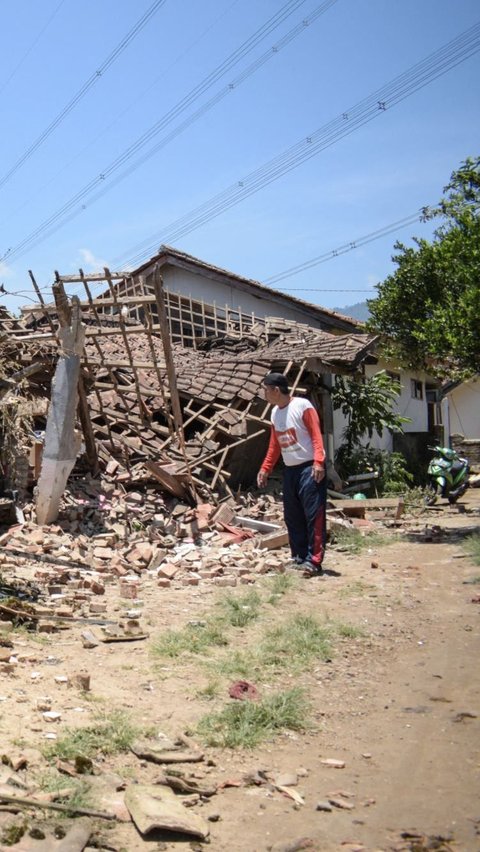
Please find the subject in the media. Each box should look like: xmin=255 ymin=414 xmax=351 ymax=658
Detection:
xmin=260 ymin=397 xmax=325 ymax=474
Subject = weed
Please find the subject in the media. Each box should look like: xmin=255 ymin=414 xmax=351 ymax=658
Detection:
xmin=403 ymin=486 xmax=428 ymax=511
xmin=1 ymin=821 xmax=27 ymax=846
xmin=209 ymin=613 xmax=359 ymax=680
xmin=218 ymin=589 xmax=261 ymax=627
xmin=266 ymin=572 xmax=294 ymax=604
xmin=338 ymin=580 xmax=375 ymax=599
xmin=197 ymin=687 xmax=308 ymax=748
xmin=43 ymin=710 xmax=140 ymax=761
xmin=195 ymin=679 xmax=222 ymax=701
xmin=11 ymin=625 xmax=49 ymax=645
xmin=333 ymin=621 xmax=364 ymax=639
xmin=463 ymin=575 xmax=480 ymax=585
xmin=36 ymin=770 xmax=92 ymax=817
xmin=462 ymin=532 xmax=480 ymax=566
xmin=151 ymin=620 xmax=227 ymax=659
xmin=211 ymin=648 xmax=259 ymax=678
xmin=331 ymin=527 xmax=396 ymax=553
xmin=261 ymin=614 xmax=333 ymax=670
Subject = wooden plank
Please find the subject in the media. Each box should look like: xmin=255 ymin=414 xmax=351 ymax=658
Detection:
xmin=85 ymin=359 xmax=163 ymax=369
xmin=57 ymin=272 xmax=126 ymax=283
xmin=145 ymin=460 xmax=188 ymax=499
xmin=331 ymin=497 xmax=403 ymax=510
xmin=258 ymin=530 xmax=290 ymax=550
xmin=52 ymin=280 xmax=99 ymax=474
xmin=152 ymin=268 xmax=184 ymax=437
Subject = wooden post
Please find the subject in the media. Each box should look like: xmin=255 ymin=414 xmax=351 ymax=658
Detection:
xmin=152 ymin=265 xmax=197 ymax=501
xmin=152 ymin=266 xmax=184 ymax=437
xmin=36 ymin=290 xmax=85 ymax=524
xmin=53 ymin=279 xmax=99 ymax=474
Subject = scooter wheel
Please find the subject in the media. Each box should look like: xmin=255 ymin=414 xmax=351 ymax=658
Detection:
xmin=448 ymin=483 xmax=468 ymax=504
xmin=424 ymin=483 xmax=438 ymax=506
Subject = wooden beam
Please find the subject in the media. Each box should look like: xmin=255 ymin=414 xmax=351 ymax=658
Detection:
xmin=56 ymin=272 xmax=127 ymax=282
xmin=145 ymin=460 xmax=188 ymax=499
xmin=152 ymin=267 xmax=183 ymax=436
xmin=52 ymin=280 xmax=99 ymax=474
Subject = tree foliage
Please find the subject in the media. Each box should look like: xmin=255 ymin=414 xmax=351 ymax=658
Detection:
xmin=330 ymin=370 xmax=409 ymax=457
xmin=367 ymin=156 xmax=480 ymax=378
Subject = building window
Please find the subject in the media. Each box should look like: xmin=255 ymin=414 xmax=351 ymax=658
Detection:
xmin=411 ymin=379 xmax=423 ymax=400
xmin=386 ymin=371 xmax=400 ymax=384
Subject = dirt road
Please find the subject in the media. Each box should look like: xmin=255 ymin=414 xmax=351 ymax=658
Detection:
xmin=0 ymin=494 xmax=478 ymax=851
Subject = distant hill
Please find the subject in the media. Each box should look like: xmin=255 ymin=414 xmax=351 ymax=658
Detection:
xmin=332 ymin=300 xmax=370 ymax=322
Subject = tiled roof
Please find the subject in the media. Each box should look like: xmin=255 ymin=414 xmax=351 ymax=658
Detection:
xmin=86 ymin=321 xmax=377 ymax=406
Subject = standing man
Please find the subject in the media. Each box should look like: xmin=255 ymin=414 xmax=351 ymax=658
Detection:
xmin=257 ymin=372 xmax=327 ymax=576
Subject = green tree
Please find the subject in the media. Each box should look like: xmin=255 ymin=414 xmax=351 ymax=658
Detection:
xmin=331 ymin=370 xmax=409 ymax=457
xmin=367 ymin=156 xmax=480 ymax=378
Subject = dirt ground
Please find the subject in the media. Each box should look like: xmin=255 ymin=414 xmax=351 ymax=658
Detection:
xmin=0 ymin=491 xmax=479 ymax=852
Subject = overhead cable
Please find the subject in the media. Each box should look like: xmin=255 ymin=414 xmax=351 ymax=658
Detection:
xmin=0 ymin=0 xmax=243 ymax=227
xmin=113 ymin=20 xmax=480 ymax=270
xmin=0 ymin=0 xmax=67 ymax=99
xmin=0 ymin=0 xmax=168 ymax=191
xmin=264 ymin=211 xmax=422 ymax=286
xmin=0 ymin=0 xmax=332 ymax=263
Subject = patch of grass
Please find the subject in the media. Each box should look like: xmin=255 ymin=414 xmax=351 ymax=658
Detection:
xmin=195 ymin=679 xmax=222 ymax=701
xmin=331 ymin=527 xmax=396 ymax=553
xmin=210 ymin=648 xmax=258 ymax=678
xmin=1 ymin=821 xmax=27 ymax=846
xmin=196 ymin=687 xmax=308 ymax=748
xmin=11 ymin=625 xmax=50 ymax=645
xmin=43 ymin=710 xmax=140 ymax=761
xmin=338 ymin=580 xmax=375 ymax=599
xmin=151 ymin=620 xmax=227 ymax=659
xmin=209 ymin=613 xmax=361 ymax=680
xmin=261 ymin=614 xmax=333 ymax=670
xmin=266 ymin=572 xmax=294 ymax=604
xmin=36 ymin=770 xmax=92 ymax=817
xmin=333 ymin=621 xmax=364 ymax=639
xmin=462 ymin=532 xmax=480 ymax=566
xmin=463 ymin=575 xmax=480 ymax=585
xmin=218 ymin=589 xmax=261 ymax=627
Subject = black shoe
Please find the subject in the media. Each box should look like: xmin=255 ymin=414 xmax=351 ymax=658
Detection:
xmin=301 ymin=561 xmax=324 ymax=578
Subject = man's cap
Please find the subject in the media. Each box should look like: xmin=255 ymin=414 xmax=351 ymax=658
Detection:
xmin=263 ymin=372 xmax=289 ymax=392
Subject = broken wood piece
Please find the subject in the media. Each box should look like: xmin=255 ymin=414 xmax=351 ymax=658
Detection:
xmin=124 ymin=783 xmax=209 ymax=839
xmin=275 ymin=784 xmax=305 ymax=806
xmin=0 ymin=791 xmax=116 ymax=820
xmin=158 ymin=770 xmax=217 ymax=797
xmin=145 ymin=460 xmax=189 ymax=499
xmin=258 ymin=529 xmax=290 ymax=550
xmin=100 ymin=631 xmax=148 ymax=643
xmin=131 ymin=735 xmax=204 ymax=764
xmin=36 ymin=293 xmax=85 ymax=525
xmin=331 ymin=497 xmax=404 ymax=510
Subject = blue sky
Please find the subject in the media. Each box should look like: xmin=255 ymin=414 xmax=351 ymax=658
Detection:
xmin=0 ymin=0 xmax=479 ymax=315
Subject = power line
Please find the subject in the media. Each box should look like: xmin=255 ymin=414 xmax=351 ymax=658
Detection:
xmin=0 ymin=0 xmax=67 ymax=99
xmin=4 ymin=18 xmax=480 ymax=268
xmin=112 ymin=21 xmax=480 ymax=270
xmin=0 ymin=0 xmax=332 ymax=264
xmin=264 ymin=211 xmax=423 ymax=286
xmin=0 ymin=0 xmax=168 ymax=191
xmin=0 ymin=0 xmax=243 ymax=228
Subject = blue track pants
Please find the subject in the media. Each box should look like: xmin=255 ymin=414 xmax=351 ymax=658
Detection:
xmin=283 ymin=461 xmax=327 ymax=567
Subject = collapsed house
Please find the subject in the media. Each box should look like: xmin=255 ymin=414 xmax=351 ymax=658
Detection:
xmin=0 ymin=258 xmax=378 ymax=526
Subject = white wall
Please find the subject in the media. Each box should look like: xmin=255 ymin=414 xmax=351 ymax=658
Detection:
xmin=445 ymin=378 xmax=480 ymax=439
xmin=162 ymin=265 xmax=326 ymax=326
